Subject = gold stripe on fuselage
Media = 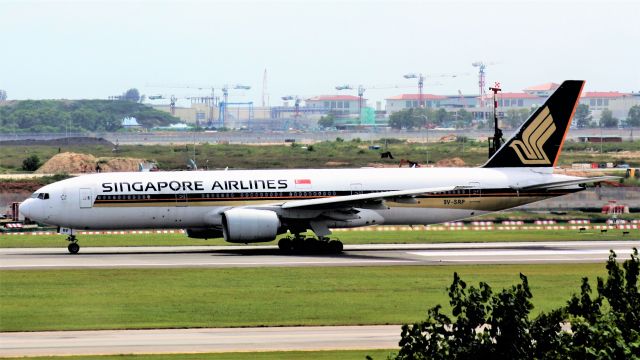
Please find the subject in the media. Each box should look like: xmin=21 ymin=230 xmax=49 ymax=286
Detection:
xmin=93 ymin=194 xmax=565 ymax=212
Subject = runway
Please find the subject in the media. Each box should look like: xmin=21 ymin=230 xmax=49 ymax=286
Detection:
xmin=0 ymin=325 xmax=399 ymax=357
xmin=1 ymin=240 xmax=638 ymax=270
xmin=2 ymin=240 xmax=639 ymax=357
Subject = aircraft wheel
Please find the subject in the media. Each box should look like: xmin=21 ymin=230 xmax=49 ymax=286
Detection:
xmin=278 ymin=238 xmax=292 ymax=252
xmin=291 ymin=237 xmax=305 ymax=253
xmin=328 ymin=240 xmax=343 ymax=254
xmin=67 ymin=242 xmax=80 ymax=254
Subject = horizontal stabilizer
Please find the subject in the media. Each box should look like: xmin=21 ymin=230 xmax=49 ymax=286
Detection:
xmin=517 ymin=176 xmax=620 ymax=190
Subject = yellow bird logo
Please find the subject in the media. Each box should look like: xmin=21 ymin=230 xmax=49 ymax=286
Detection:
xmin=509 ymin=106 xmax=556 ymax=165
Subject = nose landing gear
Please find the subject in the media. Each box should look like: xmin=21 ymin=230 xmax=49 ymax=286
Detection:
xmin=67 ymin=235 xmax=80 ymax=254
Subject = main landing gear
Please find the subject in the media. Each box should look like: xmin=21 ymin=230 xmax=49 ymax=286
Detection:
xmin=278 ymin=235 xmax=343 ymax=254
xmin=67 ymin=235 xmax=80 ymax=254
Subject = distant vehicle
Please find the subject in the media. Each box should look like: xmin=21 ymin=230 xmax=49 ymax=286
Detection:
xmin=20 ymin=81 xmax=614 ymax=254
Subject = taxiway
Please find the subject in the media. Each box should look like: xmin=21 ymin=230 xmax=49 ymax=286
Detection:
xmin=1 ymin=240 xmax=638 ymax=270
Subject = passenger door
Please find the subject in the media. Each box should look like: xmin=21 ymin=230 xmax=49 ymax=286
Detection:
xmin=79 ymin=188 xmax=93 ymax=208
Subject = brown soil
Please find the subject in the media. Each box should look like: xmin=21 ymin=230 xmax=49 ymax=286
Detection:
xmin=35 ymin=152 xmax=145 ymax=174
xmin=436 ymin=157 xmax=466 ymax=167
xmin=0 ymin=181 xmax=42 ymax=193
xmin=0 ymin=137 xmax=113 ymax=147
xmin=324 ymin=161 xmax=351 ymax=167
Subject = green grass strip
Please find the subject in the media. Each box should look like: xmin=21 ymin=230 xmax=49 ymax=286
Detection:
xmin=0 ymin=264 xmax=605 ymax=332
xmin=0 ymin=228 xmax=636 ymax=248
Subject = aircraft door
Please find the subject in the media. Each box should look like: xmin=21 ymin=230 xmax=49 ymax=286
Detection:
xmin=468 ymin=182 xmax=481 ymax=204
xmin=79 ymin=188 xmax=93 ymax=208
xmin=350 ymin=183 xmax=363 ymax=195
xmin=175 ymin=193 xmax=188 ymax=207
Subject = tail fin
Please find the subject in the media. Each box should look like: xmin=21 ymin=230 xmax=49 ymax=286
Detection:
xmin=482 ymin=80 xmax=585 ymax=168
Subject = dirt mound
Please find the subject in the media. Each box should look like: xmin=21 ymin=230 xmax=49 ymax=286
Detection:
xmin=436 ymin=157 xmax=466 ymax=167
xmin=366 ymin=163 xmax=398 ymax=168
xmin=35 ymin=152 xmax=144 ymax=174
xmin=0 ymin=180 xmax=42 ymax=193
xmin=0 ymin=137 xmax=114 ymax=147
xmin=324 ymin=161 xmax=350 ymax=167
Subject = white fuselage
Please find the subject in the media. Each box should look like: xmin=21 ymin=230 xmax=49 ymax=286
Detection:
xmin=20 ymin=167 xmax=582 ymax=235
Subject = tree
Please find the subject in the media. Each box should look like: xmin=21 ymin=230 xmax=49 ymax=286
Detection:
xmin=600 ymin=109 xmax=619 ymax=128
xmin=22 ymin=155 xmax=41 ymax=171
xmin=627 ymin=105 xmax=640 ymax=127
xmin=434 ymin=108 xmax=449 ymax=125
xmin=388 ymin=108 xmax=433 ymax=129
xmin=389 ymin=248 xmax=639 ymax=360
xmin=455 ymin=109 xmax=473 ymax=126
xmin=317 ymin=114 xmax=335 ymax=128
xmin=503 ymin=108 xmax=531 ymax=129
xmin=122 ymin=88 xmax=140 ymax=102
xmin=574 ymin=104 xmax=592 ymax=128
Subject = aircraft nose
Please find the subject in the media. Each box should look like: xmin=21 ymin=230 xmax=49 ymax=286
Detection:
xmin=19 ymin=199 xmax=33 ymax=219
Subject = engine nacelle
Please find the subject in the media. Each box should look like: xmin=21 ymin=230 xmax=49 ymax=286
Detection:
xmin=222 ymin=208 xmax=281 ymax=243
xmin=185 ymin=227 xmax=223 ymax=239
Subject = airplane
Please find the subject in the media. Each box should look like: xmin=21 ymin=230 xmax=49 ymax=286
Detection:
xmin=20 ymin=80 xmax=615 ymax=254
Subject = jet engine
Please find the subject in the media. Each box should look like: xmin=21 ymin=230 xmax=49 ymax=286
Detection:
xmin=185 ymin=227 xmax=224 ymax=239
xmin=222 ymin=208 xmax=281 ymax=243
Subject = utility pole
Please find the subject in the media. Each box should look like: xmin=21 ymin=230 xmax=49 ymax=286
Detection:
xmin=488 ymin=82 xmax=503 ymax=158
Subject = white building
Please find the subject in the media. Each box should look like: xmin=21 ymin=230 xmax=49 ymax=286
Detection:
xmin=385 ymin=94 xmax=447 ymax=114
xmin=304 ymin=95 xmax=363 ymax=115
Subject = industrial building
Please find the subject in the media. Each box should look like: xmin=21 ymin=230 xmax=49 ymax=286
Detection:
xmin=145 ymin=77 xmax=639 ymax=129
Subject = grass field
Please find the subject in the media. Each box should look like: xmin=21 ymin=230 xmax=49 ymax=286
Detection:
xmin=1 ymin=139 xmax=638 ymax=173
xmin=0 ymin=349 xmax=395 ymax=360
xmin=0 ymin=264 xmax=608 ymax=332
xmin=0 ymin=228 xmax=636 ymax=248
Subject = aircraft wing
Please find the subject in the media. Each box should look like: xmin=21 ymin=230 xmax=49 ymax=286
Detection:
xmin=281 ymin=186 xmax=460 ymax=209
xmin=518 ymin=176 xmax=620 ymax=190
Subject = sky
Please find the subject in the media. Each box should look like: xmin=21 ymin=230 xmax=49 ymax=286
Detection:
xmin=1 ymin=0 xmax=639 ymax=106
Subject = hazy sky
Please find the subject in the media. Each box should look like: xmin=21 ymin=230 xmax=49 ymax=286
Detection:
xmin=2 ymin=0 xmax=639 ymax=105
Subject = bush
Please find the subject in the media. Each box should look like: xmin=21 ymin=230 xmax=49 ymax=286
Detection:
xmin=21 ymin=155 xmax=41 ymax=171
xmin=389 ymin=248 xmax=639 ymax=360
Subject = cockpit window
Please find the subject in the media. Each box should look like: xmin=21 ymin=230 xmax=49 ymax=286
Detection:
xmin=36 ymin=193 xmax=50 ymax=200
xmin=31 ymin=193 xmax=39 ymax=198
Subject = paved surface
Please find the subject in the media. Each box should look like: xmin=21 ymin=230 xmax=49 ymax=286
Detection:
xmin=0 ymin=325 xmax=399 ymax=357
xmin=1 ymin=241 xmax=638 ymax=270
xmin=2 ymin=241 xmax=639 ymax=357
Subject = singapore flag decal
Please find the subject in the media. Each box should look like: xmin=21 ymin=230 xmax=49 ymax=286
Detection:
xmin=295 ymin=178 xmax=312 ymax=189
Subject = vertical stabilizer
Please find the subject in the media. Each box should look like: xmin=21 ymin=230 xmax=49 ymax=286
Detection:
xmin=482 ymin=80 xmax=585 ymax=168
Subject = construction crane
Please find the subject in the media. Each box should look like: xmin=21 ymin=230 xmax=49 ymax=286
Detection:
xmin=281 ymin=95 xmax=302 ymax=119
xmin=334 ymin=84 xmax=415 ymax=116
xmin=147 ymin=84 xmax=218 ymax=124
xmin=145 ymin=94 xmax=179 ymax=116
xmin=335 ymin=84 xmax=366 ymax=116
xmin=218 ymin=84 xmax=252 ymax=128
xmin=472 ymin=61 xmax=498 ymax=111
xmin=403 ymin=73 xmax=460 ymax=108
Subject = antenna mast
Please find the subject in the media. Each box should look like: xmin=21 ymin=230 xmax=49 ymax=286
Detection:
xmin=488 ymin=82 xmax=503 ymax=158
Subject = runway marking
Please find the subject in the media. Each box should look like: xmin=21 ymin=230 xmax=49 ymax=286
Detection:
xmin=408 ymin=248 xmax=635 ymax=257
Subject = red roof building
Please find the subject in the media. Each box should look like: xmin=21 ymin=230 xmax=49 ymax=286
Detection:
xmin=385 ymin=94 xmax=447 ymax=101
xmin=524 ymin=82 xmax=561 ymax=96
xmin=305 ymin=95 xmax=361 ymax=101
